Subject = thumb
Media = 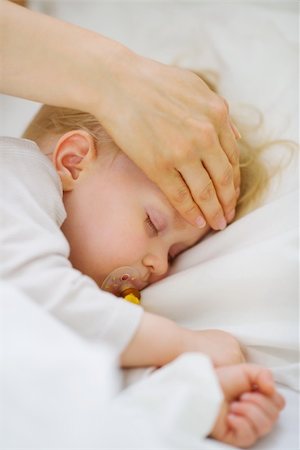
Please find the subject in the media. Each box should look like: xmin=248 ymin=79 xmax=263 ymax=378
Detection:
xmin=217 ymin=364 xmax=275 ymax=401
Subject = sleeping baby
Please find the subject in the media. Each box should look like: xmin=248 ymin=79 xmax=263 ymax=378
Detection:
xmin=0 ymin=78 xmax=286 ymax=447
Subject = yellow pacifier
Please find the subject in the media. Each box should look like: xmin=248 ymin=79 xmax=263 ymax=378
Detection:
xmin=101 ymin=267 xmax=141 ymax=305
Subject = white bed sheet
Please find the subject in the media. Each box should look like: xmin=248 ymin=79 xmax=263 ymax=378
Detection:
xmin=1 ymin=1 xmax=299 ymax=449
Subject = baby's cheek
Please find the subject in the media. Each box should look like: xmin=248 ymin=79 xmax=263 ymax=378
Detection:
xmin=148 ymin=272 xmax=168 ymax=285
xmin=100 ymin=225 xmax=147 ymax=267
xmin=119 ymin=232 xmax=148 ymax=263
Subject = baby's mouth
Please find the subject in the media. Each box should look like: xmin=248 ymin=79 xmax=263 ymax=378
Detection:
xmin=101 ymin=266 xmax=146 ymax=297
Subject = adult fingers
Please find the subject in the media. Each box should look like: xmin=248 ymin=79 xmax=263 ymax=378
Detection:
xmin=179 ymin=160 xmax=228 ymax=230
xmin=216 ymin=98 xmax=241 ymax=191
xmin=221 ymin=97 xmax=241 ymax=141
xmin=230 ymin=119 xmax=242 ymax=140
xmin=219 ymin=120 xmax=241 ymax=192
xmin=157 ymin=168 xmax=206 ymax=228
xmin=201 ymin=141 xmax=237 ymax=223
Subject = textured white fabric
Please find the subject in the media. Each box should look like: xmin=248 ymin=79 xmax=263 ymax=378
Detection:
xmin=0 ymin=282 xmax=120 ymax=449
xmin=100 ymin=353 xmax=223 ymax=449
xmin=0 ymin=282 xmax=223 ymax=449
xmin=1 ymin=2 xmax=298 ymax=449
xmin=0 ymin=137 xmax=143 ymax=354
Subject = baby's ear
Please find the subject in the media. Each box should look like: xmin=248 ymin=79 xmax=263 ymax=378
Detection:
xmin=52 ymin=130 xmax=97 ymax=191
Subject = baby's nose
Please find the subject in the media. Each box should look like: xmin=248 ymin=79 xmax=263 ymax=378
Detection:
xmin=153 ymin=257 xmax=169 ymax=277
xmin=143 ymin=252 xmax=169 ymax=277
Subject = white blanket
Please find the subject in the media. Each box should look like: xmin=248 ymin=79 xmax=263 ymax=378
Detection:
xmin=1 ymin=1 xmax=298 ymax=449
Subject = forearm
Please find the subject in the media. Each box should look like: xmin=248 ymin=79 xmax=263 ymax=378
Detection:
xmin=120 ymin=314 xmax=246 ymax=369
xmin=120 ymin=311 xmax=185 ymax=368
xmin=0 ymin=1 xmax=131 ymax=112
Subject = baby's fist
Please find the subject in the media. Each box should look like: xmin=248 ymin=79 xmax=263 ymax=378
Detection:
xmin=211 ymin=364 xmax=285 ymax=448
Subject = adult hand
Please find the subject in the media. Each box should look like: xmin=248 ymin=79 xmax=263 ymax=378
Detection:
xmin=211 ymin=364 xmax=285 ymax=448
xmin=2 ymin=1 xmax=240 ymax=231
xmin=93 ymin=54 xmax=241 ymax=230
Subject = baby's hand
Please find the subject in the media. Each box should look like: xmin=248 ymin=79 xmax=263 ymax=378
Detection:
xmin=182 ymin=329 xmax=245 ymax=367
xmin=211 ymin=364 xmax=285 ymax=448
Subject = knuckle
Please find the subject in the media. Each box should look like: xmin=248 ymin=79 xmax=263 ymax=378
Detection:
xmin=171 ymin=185 xmax=191 ymax=205
xmin=183 ymin=203 xmax=199 ymax=217
xmin=151 ymin=153 xmax=171 ymax=175
xmin=168 ymin=147 xmax=184 ymax=164
xmin=212 ymin=208 xmax=225 ymax=222
xmin=170 ymin=144 xmax=198 ymax=166
xmin=159 ymin=154 xmax=174 ymax=171
xmin=228 ymin=147 xmax=239 ymax=165
xmin=219 ymin=165 xmax=233 ymax=186
xmin=212 ymin=100 xmax=228 ymax=122
xmin=198 ymin=180 xmax=215 ymax=201
xmin=182 ymin=144 xmax=198 ymax=162
xmin=197 ymin=122 xmax=216 ymax=146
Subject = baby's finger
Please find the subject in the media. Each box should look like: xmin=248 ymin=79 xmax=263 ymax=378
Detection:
xmin=229 ymin=401 xmax=274 ymax=437
xmin=240 ymin=391 xmax=285 ymax=416
xmin=239 ymin=393 xmax=279 ymax=420
xmin=254 ymin=368 xmax=277 ymax=397
xmin=273 ymin=391 xmax=286 ymax=410
xmin=240 ymin=365 xmax=276 ymax=397
xmin=226 ymin=413 xmax=256 ymax=448
xmin=240 ymin=392 xmax=285 ymax=411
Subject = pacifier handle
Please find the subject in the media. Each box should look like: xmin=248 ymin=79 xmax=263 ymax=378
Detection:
xmin=101 ymin=266 xmax=141 ymax=299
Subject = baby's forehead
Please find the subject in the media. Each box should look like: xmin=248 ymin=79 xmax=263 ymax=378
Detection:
xmin=172 ymin=209 xmax=190 ymax=231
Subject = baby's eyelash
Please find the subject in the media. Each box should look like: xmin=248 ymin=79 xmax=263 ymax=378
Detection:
xmin=145 ymin=215 xmax=158 ymax=236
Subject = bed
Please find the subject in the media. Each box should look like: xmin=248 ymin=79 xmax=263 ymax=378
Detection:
xmin=1 ymin=1 xmax=298 ymax=449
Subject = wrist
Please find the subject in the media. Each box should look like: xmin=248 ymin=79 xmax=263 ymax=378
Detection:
xmin=78 ymin=33 xmax=138 ymax=120
xmin=179 ymin=328 xmax=202 ymax=354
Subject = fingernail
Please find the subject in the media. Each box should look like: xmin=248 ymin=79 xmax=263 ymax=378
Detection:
xmin=196 ymin=216 xmax=206 ymax=228
xmin=217 ymin=217 xmax=227 ymax=230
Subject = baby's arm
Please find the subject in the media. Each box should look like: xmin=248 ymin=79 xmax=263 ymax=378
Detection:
xmin=120 ymin=311 xmax=245 ymax=368
xmin=211 ymin=364 xmax=285 ymax=448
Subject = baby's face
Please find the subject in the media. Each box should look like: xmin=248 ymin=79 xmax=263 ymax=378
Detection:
xmin=56 ymin=132 xmax=209 ymax=291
